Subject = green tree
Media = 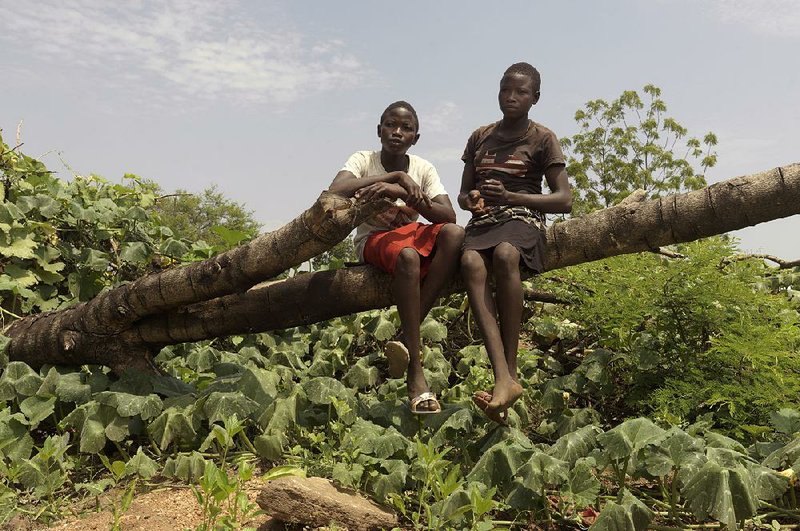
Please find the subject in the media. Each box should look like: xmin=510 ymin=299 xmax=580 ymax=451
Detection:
xmin=153 ymin=184 xmax=261 ymax=250
xmin=562 ymin=84 xmax=718 ymax=215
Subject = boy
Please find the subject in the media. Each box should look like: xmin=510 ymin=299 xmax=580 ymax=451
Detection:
xmin=328 ymin=101 xmax=464 ymax=414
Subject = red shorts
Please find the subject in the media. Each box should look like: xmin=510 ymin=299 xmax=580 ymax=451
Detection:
xmin=363 ymin=222 xmax=446 ymax=279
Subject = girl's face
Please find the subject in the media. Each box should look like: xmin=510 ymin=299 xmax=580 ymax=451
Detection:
xmin=498 ymin=73 xmax=539 ymax=119
xmin=377 ymin=107 xmax=419 ymax=156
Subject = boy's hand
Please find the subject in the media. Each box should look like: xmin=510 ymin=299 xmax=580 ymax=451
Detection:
xmin=355 ymin=182 xmax=405 ymax=203
xmin=479 ymin=179 xmax=510 ymax=206
xmin=395 ymin=172 xmax=432 ymax=209
xmin=466 ymin=189 xmax=488 ymax=214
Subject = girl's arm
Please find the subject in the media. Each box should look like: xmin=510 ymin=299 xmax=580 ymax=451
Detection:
xmin=480 ymin=165 xmax=573 ymax=214
xmin=457 ymin=162 xmax=487 ymax=214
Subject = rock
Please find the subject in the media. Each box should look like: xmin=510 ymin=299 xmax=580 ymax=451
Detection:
xmin=257 ymin=476 xmax=398 ymax=531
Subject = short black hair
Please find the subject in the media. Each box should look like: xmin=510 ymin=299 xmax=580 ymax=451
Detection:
xmin=380 ymin=101 xmax=419 ymax=131
xmin=503 ymin=62 xmax=541 ymax=93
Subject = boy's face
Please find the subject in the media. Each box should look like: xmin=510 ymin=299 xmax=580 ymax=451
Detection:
xmin=377 ymin=107 xmax=419 ymax=156
xmin=498 ymin=73 xmax=540 ymax=119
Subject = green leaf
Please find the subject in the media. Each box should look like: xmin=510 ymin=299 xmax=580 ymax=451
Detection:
xmin=597 ymin=417 xmax=665 ymax=462
xmin=124 ymin=448 xmax=158 ymax=479
xmin=547 ymin=425 xmax=601 ymax=466
xmin=262 ymin=465 xmax=306 ymax=481
xmin=771 ymin=408 xmax=800 ymax=436
xmin=682 ymin=459 xmax=758 ymax=529
xmin=590 ymin=491 xmax=652 ymax=531
xmin=564 ymin=457 xmax=601 ymax=508
xmin=147 ymin=407 xmax=197 ymax=451
xmin=120 ymin=241 xmax=150 ymax=263
xmin=420 ymin=316 xmax=447 ymax=342
xmin=202 ymin=392 xmax=258 ymax=425
xmin=0 ymin=361 xmax=44 ymax=399
xmin=0 ymin=236 xmax=37 ymax=259
xmin=95 ymin=392 xmax=164 ymax=420
xmin=467 ymin=439 xmax=534 ymax=489
xmin=210 ymin=226 xmax=250 ymax=247
xmin=302 ymin=376 xmax=351 ymax=405
xmin=643 ymin=427 xmax=705 ymax=479
xmin=163 ymin=451 xmax=206 ymax=482
xmin=19 ymin=395 xmax=56 ymax=427
xmin=516 ymin=452 xmax=569 ymax=492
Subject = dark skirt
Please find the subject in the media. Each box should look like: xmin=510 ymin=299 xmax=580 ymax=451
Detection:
xmin=463 ymin=218 xmax=546 ymax=274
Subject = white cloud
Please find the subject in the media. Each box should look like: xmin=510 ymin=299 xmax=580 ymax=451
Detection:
xmin=422 ymin=101 xmax=462 ymax=134
xmin=707 ymin=0 xmax=800 ymax=36
xmin=0 ymin=0 xmax=368 ymax=105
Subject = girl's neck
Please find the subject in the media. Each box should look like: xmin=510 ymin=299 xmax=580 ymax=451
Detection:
xmin=497 ymin=115 xmax=530 ymax=139
xmin=380 ymin=151 xmax=409 ymax=172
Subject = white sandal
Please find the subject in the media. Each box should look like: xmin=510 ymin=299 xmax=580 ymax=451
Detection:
xmin=384 ymin=340 xmax=409 ymax=379
xmin=409 ymin=392 xmax=441 ymax=415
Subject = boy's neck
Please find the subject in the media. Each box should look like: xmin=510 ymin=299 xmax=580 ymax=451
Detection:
xmin=380 ymin=151 xmax=409 ymax=172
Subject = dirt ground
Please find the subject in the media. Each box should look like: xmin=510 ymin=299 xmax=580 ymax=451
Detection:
xmin=4 ymin=480 xmax=288 ymax=531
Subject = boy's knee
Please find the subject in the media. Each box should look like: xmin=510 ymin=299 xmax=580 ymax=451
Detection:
xmin=439 ymin=223 xmax=465 ymax=245
xmin=395 ymin=248 xmax=421 ymax=275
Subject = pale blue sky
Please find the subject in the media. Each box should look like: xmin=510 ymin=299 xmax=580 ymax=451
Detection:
xmin=1 ymin=0 xmax=798 ymax=258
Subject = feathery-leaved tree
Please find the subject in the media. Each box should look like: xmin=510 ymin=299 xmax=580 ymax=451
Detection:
xmin=562 ymin=84 xmax=718 ymax=215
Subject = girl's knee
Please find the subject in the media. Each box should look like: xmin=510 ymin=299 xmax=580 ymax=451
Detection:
xmin=460 ymin=250 xmax=484 ymax=273
xmin=493 ymin=243 xmax=520 ymax=272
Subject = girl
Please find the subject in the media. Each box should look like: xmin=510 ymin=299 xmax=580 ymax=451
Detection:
xmin=458 ymin=63 xmax=572 ymax=423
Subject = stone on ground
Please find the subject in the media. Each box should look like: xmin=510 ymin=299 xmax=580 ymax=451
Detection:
xmin=257 ymin=476 xmax=398 ymax=530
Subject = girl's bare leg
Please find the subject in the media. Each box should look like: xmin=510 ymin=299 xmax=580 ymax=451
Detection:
xmin=493 ymin=242 xmax=523 ymax=382
xmin=461 ymin=249 xmax=521 ymax=412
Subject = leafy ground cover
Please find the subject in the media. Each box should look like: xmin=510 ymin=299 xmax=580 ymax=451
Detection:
xmin=2 ymin=131 xmax=800 ymax=530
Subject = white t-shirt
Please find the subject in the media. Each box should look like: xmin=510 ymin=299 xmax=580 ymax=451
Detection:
xmin=340 ymin=150 xmax=447 ymax=259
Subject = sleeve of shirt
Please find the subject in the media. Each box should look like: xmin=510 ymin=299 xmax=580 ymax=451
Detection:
xmin=461 ymin=129 xmax=479 ymax=164
xmin=340 ymin=151 xmax=369 ymax=178
xmin=422 ymin=161 xmax=447 ymax=199
xmin=540 ymin=130 xmax=566 ymax=169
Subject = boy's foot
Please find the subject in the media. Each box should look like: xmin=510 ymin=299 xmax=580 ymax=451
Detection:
xmin=384 ymin=341 xmax=410 ymax=378
xmin=472 ymin=391 xmax=508 ymax=425
xmin=410 ymin=391 xmax=441 ymax=414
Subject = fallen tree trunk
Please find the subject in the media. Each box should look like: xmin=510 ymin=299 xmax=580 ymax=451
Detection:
xmin=6 ymin=163 xmax=800 ymax=371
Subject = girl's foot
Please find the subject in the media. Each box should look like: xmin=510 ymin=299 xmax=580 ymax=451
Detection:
xmin=481 ymin=380 xmax=523 ymax=418
xmin=472 ymin=391 xmax=508 ymax=425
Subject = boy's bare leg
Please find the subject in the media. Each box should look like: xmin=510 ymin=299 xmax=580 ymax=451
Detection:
xmin=461 ymin=249 xmax=520 ymax=414
xmin=392 ymin=248 xmax=436 ymax=411
xmin=419 ymin=224 xmax=465 ymax=318
xmin=493 ymin=243 xmax=523 ymax=383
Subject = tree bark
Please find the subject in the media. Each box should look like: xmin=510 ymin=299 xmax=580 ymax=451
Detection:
xmin=5 ymin=163 xmax=800 ymax=371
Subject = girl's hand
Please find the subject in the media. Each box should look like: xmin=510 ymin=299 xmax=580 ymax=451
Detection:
xmin=355 ymin=182 xmax=405 ymax=203
xmin=479 ymin=179 xmax=510 ymax=206
xmin=466 ymin=189 xmax=488 ymax=215
xmin=395 ymin=172 xmax=431 ymax=209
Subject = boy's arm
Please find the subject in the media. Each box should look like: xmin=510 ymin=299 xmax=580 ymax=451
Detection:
xmin=328 ymin=170 xmax=429 ymax=208
xmin=415 ymin=194 xmax=456 ymax=224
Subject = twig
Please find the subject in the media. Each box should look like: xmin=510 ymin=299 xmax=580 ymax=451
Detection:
xmin=721 ymin=253 xmax=800 ymax=270
xmin=523 ymin=286 xmax=571 ymax=305
xmin=652 ymin=247 xmax=686 ymax=259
